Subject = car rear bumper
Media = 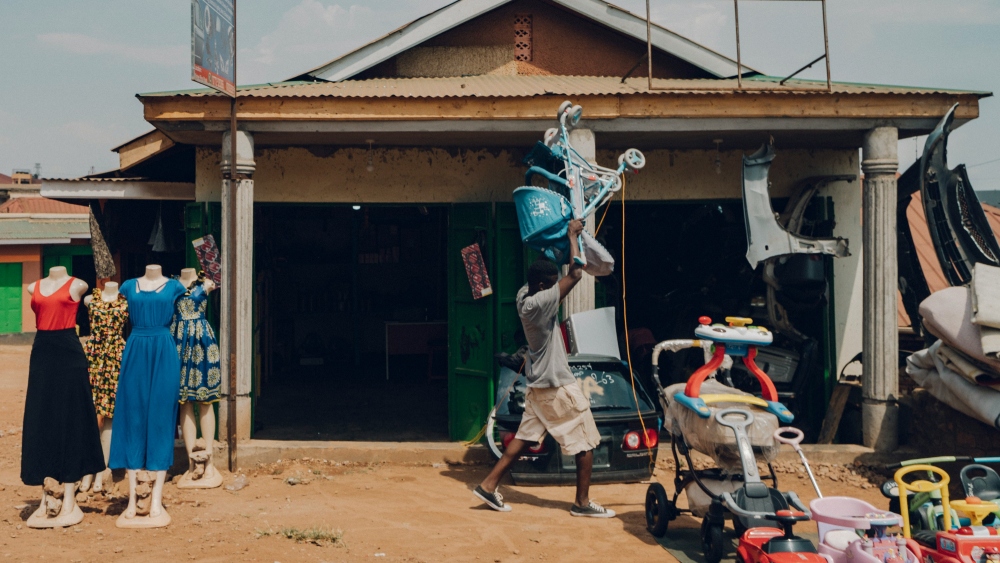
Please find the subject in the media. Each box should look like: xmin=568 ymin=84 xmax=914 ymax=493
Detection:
xmin=511 ymin=466 xmax=654 ymax=485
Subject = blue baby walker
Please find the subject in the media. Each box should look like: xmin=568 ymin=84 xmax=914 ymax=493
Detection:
xmin=514 ymin=101 xmax=645 ymax=270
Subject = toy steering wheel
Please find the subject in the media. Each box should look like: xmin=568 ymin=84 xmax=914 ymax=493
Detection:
xmin=895 ymin=464 xmax=951 ymax=538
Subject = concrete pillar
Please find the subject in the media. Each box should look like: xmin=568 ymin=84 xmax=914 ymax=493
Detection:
xmin=562 ymin=128 xmax=596 ymax=319
xmin=218 ymin=131 xmax=255 ymax=448
xmin=860 ymin=127 xmax=899 ymax=452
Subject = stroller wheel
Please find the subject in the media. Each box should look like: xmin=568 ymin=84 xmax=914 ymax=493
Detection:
xmin=701 ymin=519 xmax=725 ymax=563
xmin=645 ymin=482 xmax=672 ymax=537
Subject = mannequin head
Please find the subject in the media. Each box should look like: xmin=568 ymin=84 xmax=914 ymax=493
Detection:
xmin=143 ymin=265 xmax=163 ymax=279
xmin=179 ymin=268 xmax=198 ymax=288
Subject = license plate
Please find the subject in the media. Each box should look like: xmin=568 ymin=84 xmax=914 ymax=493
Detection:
xmin=561 ymin=444 xmax=610 ymax=470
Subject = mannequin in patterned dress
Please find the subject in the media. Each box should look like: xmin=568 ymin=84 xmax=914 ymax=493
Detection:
xmin=173 ymin=268 xmax=222 ymax=489
xmin=80 ymin=281 xmax=124 ymax=494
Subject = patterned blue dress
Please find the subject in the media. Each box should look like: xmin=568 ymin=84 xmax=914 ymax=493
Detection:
xmin=109 ymin=278 xmax=186 ymax=471
xmin=170 ymin=281 xmax=222 ymax=403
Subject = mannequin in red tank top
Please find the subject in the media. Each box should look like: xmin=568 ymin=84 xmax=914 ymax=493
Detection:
xmin=25 ymin=266 xmax=89 ymax=529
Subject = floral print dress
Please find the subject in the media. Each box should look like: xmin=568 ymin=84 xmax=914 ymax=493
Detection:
xmin=83 ymin=288 xmax=128 ymax=418
xmin=170 ymin=281 xmax=222 ymax=403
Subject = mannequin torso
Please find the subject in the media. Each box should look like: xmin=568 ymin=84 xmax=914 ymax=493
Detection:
xmin=178 ymin=268 xmax=215 ymax=293
xmin=28 ymin=266 xmax=88 ymax=303
xmin=136 ymin=265 xmax=168 ymax=292
xmin=84 ymin=282 xmax=120 ymax=306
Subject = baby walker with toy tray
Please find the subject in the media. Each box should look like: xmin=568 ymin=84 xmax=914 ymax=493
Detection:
xmin=644 ymin=316 xmax=803 ymax=563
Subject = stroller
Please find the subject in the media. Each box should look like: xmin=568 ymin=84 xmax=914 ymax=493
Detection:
xmin=513 ymin=101 xmax=644 ymax=274
xmin=644 ymin=316 xmax=805 ymax=563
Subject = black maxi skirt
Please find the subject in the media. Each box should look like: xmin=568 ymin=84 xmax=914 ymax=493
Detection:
xmin=21 ymin=329 xmax=106 ymax=486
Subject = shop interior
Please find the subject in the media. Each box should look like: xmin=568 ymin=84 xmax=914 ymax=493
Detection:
xmin=252 ymin=205 xmax=450 ymax=441
xmin=596 ymin=199 xmax=837 ymax=439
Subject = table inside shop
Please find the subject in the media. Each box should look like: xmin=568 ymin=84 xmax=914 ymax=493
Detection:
xmin=384 ymin=321 xmax=448 ymax=381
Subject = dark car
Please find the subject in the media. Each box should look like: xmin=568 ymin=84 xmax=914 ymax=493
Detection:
xmin=491 ymin=354 xmax=660 ymax=485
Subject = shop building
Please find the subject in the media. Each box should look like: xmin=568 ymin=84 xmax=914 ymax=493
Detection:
xmin=42 ymin=0 xmax=988 ymax=452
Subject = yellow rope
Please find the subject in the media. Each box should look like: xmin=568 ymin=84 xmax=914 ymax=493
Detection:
xmin=619 ymin=175 xmax=656 ymax=471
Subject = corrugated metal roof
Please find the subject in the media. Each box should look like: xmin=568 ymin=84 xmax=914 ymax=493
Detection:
xmin=0 ymin=197 xmax=88 ymax=215
xmin=0 ymin=217 xmax=90 ymax=242
xmin=898 ymin=193 xmax=1000 ymax=327
xmin=41 ymin=177 xmax=147 ymax=183
xmin=139 ymin=75 xmax=991 ymax=100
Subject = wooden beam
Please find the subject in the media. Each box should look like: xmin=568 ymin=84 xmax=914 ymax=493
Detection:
xmin=142 ymin=92 xmax=981 ymax=124
xmin=116 ymin=130 xmax=175 ymax=171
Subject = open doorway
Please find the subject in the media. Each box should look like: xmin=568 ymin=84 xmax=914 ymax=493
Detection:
xmin=597 ymin=200 xmax=836 ymax=438
xmin=253 ymin=204 xmax=449 ymax=441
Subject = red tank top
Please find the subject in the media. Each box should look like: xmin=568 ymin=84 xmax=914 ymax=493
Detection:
xmin=31 ymin=278 xmax=80 ymax=331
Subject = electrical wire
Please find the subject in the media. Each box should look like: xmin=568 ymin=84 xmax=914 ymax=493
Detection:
xmin=968 ymin=156 xmax=1000 ymax=169
xmin=618 ymin=174 xmax=656 ymax=472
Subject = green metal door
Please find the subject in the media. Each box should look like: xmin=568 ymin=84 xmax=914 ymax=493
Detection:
xmin=0 ymin=263 xmax=22 ymax=334
xmin=448 ymin=204 xmax=495 ymax=441
xmin=493 ymin=204 xmax=529 ymax=358
xmin=41 ymin=254 xmax=73 ymax=276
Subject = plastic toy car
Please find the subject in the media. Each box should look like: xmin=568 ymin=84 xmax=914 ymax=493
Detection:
xmin=895 ymin=464 xmax=1000 ymax=563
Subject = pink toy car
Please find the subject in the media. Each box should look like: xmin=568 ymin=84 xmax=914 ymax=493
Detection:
xmin=810 ymin=497 xmax=920 ymax=563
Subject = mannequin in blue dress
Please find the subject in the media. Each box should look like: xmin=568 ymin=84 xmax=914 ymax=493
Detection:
xmin=109 ymin=265 xmax=186 ymax=529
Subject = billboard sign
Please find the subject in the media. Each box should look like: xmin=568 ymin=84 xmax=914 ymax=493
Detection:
xmin=191 ymin=0 xmax=235 ymax=96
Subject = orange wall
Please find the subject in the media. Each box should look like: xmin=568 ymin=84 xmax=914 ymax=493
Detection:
xmin=0 ymin=245 xmax=42 ymax=333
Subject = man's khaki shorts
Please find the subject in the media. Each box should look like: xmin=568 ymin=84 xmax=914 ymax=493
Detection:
xmin=515 ymin=381 xmax=601 ymax=456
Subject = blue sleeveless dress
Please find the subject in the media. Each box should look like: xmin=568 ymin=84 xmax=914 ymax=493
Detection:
xmin=170 ymin=281 xmax=222 ymax=403
xmin=109 ymin=278 xmax=186 ymax=471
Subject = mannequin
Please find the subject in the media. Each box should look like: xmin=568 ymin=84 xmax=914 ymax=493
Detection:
xmin=23 ymin=266 xmax=105 ymax=528
xmin=80 ymin=281 xmax=125 ymax=494
xmin=173 ymin=268 xmax=222 ymax=488
xmin=109 ymin=265 xmax=186 ymax=529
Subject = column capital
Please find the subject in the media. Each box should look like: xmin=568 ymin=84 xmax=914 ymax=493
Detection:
xmin=221 ymin=130 xmax=255 ymax=178
xmin=861 ymin=126 xmax=898 ymax=176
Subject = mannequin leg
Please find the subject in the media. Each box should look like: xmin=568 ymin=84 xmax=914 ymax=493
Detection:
xmin=123 ymin=470 xmax=138 ymax=519
xmin=54 ymin=482 xmax=84 ymax=526
xmin=179 ymin=402 xmax=197 ymax=473
xmin=60 ymin=482 xmax=76 ymax=514
xmin=198 ymin=402 xmax=217 ymax=478
xmin=149 ymin=471 xmax=167 ymax=517
xmin=93 ymin=420 xmax=112 ymax=492
xmin=29 ymin=489 xmax=47 ymax=520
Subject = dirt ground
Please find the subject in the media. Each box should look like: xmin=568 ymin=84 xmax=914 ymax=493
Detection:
xmin=0 ymin=343 xmax=891 ymax=563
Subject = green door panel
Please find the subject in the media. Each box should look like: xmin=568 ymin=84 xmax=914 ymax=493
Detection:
xmin=0 ymin=263 xmax=22 ymax=334
xmin=493 ymin=204 xmax=528 ymax=357
xmin=42 ymin=254 xmax=73 ymax=276
xmin=448 ymin=204 xmax=495 ymax=442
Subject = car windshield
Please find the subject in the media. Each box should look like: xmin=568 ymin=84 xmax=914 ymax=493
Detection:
xmin=496 ymin=360 xmax=655 ymax=416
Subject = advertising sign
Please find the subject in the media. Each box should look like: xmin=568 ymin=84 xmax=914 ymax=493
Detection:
xmin=191 ymin=0 xmax=235 ymax=96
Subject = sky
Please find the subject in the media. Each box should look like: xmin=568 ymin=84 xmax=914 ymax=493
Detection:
xmin=0 ymin=0 xmax=998 ymax=184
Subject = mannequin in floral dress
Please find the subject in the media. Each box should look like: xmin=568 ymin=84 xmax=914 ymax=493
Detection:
xmin=81 ymin=281 xmax=127 ymax=493
xmin=171 ymin=269 xmax=223 ymax=489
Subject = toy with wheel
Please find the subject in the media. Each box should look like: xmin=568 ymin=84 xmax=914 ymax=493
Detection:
xmin=513 ymin=100 xmax=644 ymax=271
xmin=644 ymin=316 xmax=797 ymax=561
xmin=773 ymin=426 xmax=921 ymax=563
xmin=894 ymin=464 xmax=1000 ymax=563
xmin=881 ymin=457 xmax=1000 ymax=532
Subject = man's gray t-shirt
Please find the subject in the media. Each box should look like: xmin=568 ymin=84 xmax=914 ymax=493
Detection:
xmin=516 ymin=284 xmax=575 ymax=388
